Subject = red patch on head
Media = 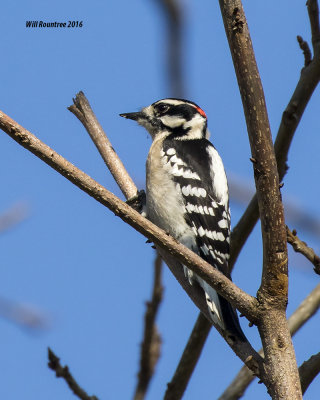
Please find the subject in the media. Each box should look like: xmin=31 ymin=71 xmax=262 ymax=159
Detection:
xmin=195 ymin=106 xmax=207 ymax=118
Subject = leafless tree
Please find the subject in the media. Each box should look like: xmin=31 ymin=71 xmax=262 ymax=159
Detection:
xmin=1 ymin=1 xmax=320 ymax=399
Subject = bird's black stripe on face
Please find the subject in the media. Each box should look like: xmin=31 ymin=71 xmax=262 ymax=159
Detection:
xmin=165 ymin=104 xmax=198 ymax=121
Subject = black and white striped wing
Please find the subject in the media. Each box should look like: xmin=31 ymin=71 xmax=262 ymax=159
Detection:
xmin=162 ymin=138 xmax=231 ymax=273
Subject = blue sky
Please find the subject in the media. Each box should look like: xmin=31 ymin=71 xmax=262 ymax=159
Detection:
xmin=0 ymin=1 xmax=319 ymax=399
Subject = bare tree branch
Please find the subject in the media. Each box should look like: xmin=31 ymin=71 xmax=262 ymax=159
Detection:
xmin=48 ymin=348 xmax=99 ymax=400
xmin=68 ymin=91 xmax=138 ymax=200
xmin=230 ymin=0 xmax=320 ymax=271
xmin=133 ymin=252 xmax=163 ymax=400
xmin=164 ymin=313 xmax=211 ymax=400
xmin=219 ymin=284 xmax=320 ymax=399
xmin=224 ymin=8 xmax=320 ymax=394
xmin=274 ymin=5 xmax=320 ymax=183
xmin=307 ymin=0 xmax=320 ymax=57
xmin=287 ymin=227 xmax=320 ymax=274
xmin=299 ymin=352 xmax=320 ymax=394
xmin=0 ymin=109 xmax=262 ymax=371
xmin=219 ymin=1 xmax=301 ymax=397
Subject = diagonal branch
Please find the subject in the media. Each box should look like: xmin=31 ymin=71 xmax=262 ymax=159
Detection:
xmin=219 ymin=283 xmax=320 ymax=399
xmin=0 ymin=109 xmax=262 ymax=372
xmin=48 ymin=348 xmax=99 ymax=400
xmin=287 ymin=227 xmax=320 ymax=274
xmin=299 ymin=352 xmax=320 ymax=394
xmin=133 ymin=252 xmax=163 ymax=400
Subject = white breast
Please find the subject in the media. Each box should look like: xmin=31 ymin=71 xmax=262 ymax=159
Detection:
xmin=146 ymin=138 xmax=195 ymax=244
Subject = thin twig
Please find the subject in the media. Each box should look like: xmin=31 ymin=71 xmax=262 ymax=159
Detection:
xmin=68 ymin=91 xmax=138 ymax=200
xmin=164 ymin=313 xmax=211 ymax=400
xmin=134 ymin=253 xmax=163 ymax=400
xmin=0 ymin=110 xmax=262 ymax=371
xmin=219 ymin=284 xmax=320 ymax=399
xmin=48 ymin=348 xmax=99 ymax=400
xmin=287 ymin=226 xmax=320 ymax=274
xmin=299 ymin=352 xmax=320 ymax=394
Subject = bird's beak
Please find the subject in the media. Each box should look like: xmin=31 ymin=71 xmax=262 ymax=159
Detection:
xmin=119 ymin=112 xmax=144 ymax=121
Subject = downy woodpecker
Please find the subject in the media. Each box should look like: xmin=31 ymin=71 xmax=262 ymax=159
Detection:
xmin=121 ymin=98 xmax=245 ymax=340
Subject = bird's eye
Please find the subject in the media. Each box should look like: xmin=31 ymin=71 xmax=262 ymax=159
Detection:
xmin=156 ymin=104 xmax=170 ymax=115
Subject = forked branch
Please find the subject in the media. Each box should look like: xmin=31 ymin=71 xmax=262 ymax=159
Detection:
xmin=219 ymin=284 xmax=320 ymax=399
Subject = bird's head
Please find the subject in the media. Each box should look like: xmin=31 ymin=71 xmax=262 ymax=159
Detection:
xmin=120 ymin=98 xmax=208 ymax=140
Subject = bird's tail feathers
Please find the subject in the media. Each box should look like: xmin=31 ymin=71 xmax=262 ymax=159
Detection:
xmin=218 ymin=294 xmax=247 ymax=341
xmin=183 ymin=266 xmax=247 ymax=342
xmin=200 ymin=279 xmax=247 ymax=342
